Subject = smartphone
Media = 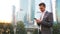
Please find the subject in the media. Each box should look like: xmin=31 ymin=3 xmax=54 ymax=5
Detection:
xmin=34 ymin=18 xmax=37 ymax=20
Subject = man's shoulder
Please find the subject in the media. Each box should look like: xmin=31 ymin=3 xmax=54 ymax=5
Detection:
xmin=48 ymin=12 xmax=53 ymax=15
xmin=46 ymin=11 xmax=53 ymax=14
xmin=45 ymin=11 xmax=53 ymax=17
xmin=46 ymin=12 xmax=53 ymax=17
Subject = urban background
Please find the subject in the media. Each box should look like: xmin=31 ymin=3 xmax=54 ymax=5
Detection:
xmin=0 ymin=0 xmax=60 ymax=34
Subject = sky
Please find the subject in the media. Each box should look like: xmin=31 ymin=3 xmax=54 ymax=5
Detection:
xmin=0 ymin=0 xmax=20 ymax=23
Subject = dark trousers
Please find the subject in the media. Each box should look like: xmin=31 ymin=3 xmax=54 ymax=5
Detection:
xmin=39 ymin=29 xmax=41 ymax=34
xmin=38 ymin=25 xmax=41 ymax=34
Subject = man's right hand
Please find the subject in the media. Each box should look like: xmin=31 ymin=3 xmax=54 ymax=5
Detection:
xmin=35 ymin=19 xmax=42 ymax=24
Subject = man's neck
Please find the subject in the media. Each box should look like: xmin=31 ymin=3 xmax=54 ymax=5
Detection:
xmin=41 ymin=11 xmax=45 ymax=13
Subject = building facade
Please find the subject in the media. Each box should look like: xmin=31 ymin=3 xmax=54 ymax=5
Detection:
xmin=56 ymin=0 xmax=60 ymax=23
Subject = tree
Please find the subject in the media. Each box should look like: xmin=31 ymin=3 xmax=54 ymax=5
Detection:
xmin=33 ymin=29 xmax=38 ymax=34
xmin=53 ymin=24 xmax=58 ymax=34
xmin=53 ymin=22 xmax=60 ymax=34
xmin=16 ymin=21 xmax=27 ymax=34
xmin=9 ymin=24 xmax=14 ymax=34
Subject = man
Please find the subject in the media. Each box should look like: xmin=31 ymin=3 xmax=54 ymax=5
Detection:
xmin=35 ymin=3 xmax=53 ymax=34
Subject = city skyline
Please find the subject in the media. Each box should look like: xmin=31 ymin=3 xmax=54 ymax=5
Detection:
xmin=0 ymin=0 xmax=57 ymax=23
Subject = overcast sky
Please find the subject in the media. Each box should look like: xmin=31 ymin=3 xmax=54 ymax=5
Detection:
xmin=0 ymin=0 xmax=20 ymax=23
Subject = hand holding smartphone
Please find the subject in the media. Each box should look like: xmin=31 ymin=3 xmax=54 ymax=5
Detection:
xmin=34 ymin=18 xmax=37 ymax=20
xmin=34 ymin=18 xmax=39 ymax=21
xmin=34 ymin=18 xmax=41 ymax=23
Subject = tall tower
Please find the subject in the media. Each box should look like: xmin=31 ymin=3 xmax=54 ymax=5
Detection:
xmin=12 ymin=5 xmax=16 ymax=25
xmin=27 ymin=0 xmax=31 ymax=23
xmin=31 ymin=0 xmax=35 ymax=21
xmin=52 ymin=0 xmax=56 ymax=22
xmin=12 ymin=5 xmax=16 ymax=34
xmin=56 ymin=0 xmax=60 ymax=23
xmin=27 ymin=0 xmax=35 ymax=24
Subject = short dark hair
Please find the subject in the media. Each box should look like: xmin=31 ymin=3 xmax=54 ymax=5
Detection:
xmin=39 ymin=3 xmax=46 ymax=7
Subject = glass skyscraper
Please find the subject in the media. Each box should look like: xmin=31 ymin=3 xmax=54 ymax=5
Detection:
xmin=56 ymin=0 xmax=60 ymax=23
xmin=31 ymin=0 xmax=35 ymax=21
xmin=21 ymin=0 xmax=35 ymax=27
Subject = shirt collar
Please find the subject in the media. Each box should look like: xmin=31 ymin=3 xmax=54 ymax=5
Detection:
xmin=40 ymin=10 xmax=46 ymax=14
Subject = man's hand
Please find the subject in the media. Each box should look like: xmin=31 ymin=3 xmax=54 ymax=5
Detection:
xmin=35 ymin=19 xmax=42 ymax=23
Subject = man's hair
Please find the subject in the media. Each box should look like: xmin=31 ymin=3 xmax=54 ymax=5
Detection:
xmin=39 ymin=3 xmax=46 ymax=7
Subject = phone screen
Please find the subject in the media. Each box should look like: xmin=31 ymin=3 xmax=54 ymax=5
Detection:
xmin=34 ymin=18 xmax=37 ymax=20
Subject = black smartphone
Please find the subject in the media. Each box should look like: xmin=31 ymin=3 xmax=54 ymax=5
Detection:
xmin=34 ymin=18 xmax=37 ymax=20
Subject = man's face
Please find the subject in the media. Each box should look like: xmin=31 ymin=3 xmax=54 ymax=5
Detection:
xmin=39 ymin=5 xmax=45 ymax=12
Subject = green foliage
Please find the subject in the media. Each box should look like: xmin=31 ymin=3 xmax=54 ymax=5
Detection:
xmin=53 ymin=24 xmax=58 ymax=34
xmin=33 ymin=29 xmax=38 ymax=34
xmin=16 ymin=21 xmax=27 ymax=34
xmin=17 ymin=21 xmax=25 ymax=29
xmin=53 ymin=23 xmax=60 ymax=34
xmin=9 ymin=24 xmax=14 ymax=34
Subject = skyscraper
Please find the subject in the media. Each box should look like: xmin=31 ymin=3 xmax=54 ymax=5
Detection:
xmin=20 ymin=0 xmax=28 ymax=21
xmin=31 ymin=0 xmax=35 ymax=21
xmin=12 ymin=5 xmax=16 ymax=25
xmin=22 ymin=0 xmax=35 ymax=34
xmin=26 ymin=0 xmax=35 ymax=25
xmin=21 ymin=0 xmax=35 ymax=28
xmin=56 ymin=0 xmax=60 ymax=23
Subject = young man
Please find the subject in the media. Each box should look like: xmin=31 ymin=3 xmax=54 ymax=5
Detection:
xmin=35 ymin=3 xmax=53 ymax=34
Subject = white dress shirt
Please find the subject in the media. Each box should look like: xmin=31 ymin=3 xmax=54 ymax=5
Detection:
xmin=40 ymin=10 xmax=46 ymax=21
xmin=35 ymin=10 xmax=46 ymax=31
xmin=40 ymin=10 xmax=46 ymax=31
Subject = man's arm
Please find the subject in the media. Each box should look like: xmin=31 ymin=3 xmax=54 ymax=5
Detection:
xmin=41 ymin=13 xmax=53 ymax=27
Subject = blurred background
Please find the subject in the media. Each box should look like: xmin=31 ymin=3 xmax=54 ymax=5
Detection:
xmin=0 ymin=0 xmax=60 ymax=34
